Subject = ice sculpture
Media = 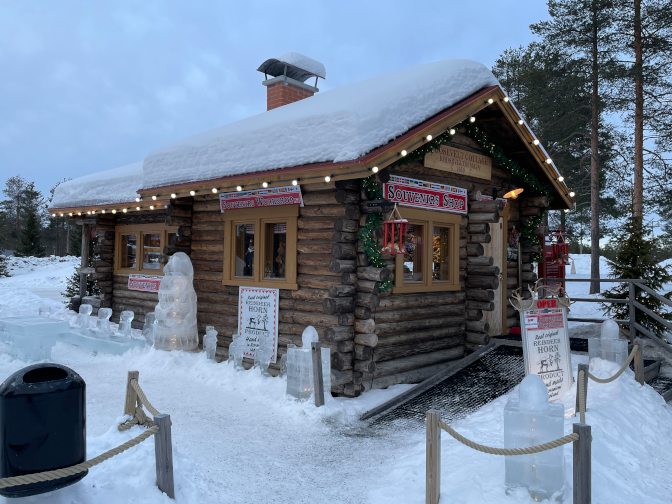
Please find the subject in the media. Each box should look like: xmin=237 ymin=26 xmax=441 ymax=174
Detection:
xmin=119 ymin=311 xmax=134 ymax=337
xmin=279 ymin=344 xmax=295 ymax=378
xmin=95 ymin=308 xmax=113 ymax=334
xmin=38 ymin=306 xmax=51 ymax=317
xmin=142 ymin=312 xmax=157 ymax=345
xmin=153 ymin=252 xmax=198 ymax=351
xmin=0 ymin=317 xmax=68 ymax=361
xmin=204 ymin=325 xmax=218 ymax=361
xmin=254 ymin=331 xmax=274 ymax=376
xmin=228 ymin=333 xmax=244 ymax=370
xmin=504 ymin=374 xmax=565 ymax=500
xmin=286 ymin=326 xmax=331 ymax=400
xmin=588 ymin=319 xmax=628 ymax=366
xmin=74 ymin=304 xmax=92 ymax=329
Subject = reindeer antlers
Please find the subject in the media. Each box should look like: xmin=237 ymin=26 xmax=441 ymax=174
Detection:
xmin=509 ymin=281 xmax=572 ymax=311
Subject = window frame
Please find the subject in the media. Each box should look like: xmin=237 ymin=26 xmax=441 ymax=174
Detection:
xmin=114 ymin=223 xmax=178 ymax=275
xmin=391 ymin=207 xmax=461 ymax=294
xmin=222 ymin=205 xmax=298 ymax=290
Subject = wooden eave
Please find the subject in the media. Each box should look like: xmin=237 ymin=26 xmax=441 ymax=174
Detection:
xmin=48 ymin=198 xmax=171 ymax=216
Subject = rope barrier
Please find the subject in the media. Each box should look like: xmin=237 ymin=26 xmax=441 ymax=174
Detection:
xmin=0 ymin=426 xmax=159 ymax=488
xmin=130 ymin=379 xmax=161 ymax=417
xmin=587 ymin=345 xmax=638 ymax=384
xmin=119 ymin=379 xmax=161 ymax=431
xmin=438 ymin=420 xmax=579 ymax=456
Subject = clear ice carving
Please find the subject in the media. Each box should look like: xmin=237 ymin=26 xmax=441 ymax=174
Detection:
xmin=74 ymin=304 xmax=92 ymax=329
xmin=38 ymin=306 xmax=51 ymax=317
xmin=588 ymin=319 xmax=628 ymax=366
xmin=228 ymin=333 xmax=244 ymax=370
xmin=153 ymin=252 xmax=198 ymax=351
xmin=204 ymin=325 xmax=218 ymax=361
xmin=142 ymin=312 xmax=157 ymax=346
xmin=504 ymin=374 xmax=565 ymax=500
xmin=95 ymin=308 xmax=113 ymax=334
xmin=254 ymin=331 xmax=274 ymax=376
xmin=119 ymin=311 xmax=134 ymax=337
xmin=279 ymin=344 xmax=295 ymax=378
xmin=286 ymin=326 xmax=330 ymax=401
xmin=0 ymin=317 xmax=69 ymax=361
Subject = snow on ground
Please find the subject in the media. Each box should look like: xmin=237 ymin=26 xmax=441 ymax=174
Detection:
xmin=1 ymin=256 xmax=671 ymax=503
xmin=2 ymin=255 xmax=78 ymax=304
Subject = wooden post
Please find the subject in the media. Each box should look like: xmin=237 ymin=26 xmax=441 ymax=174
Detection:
xmin=633 ymin=338 xmax=644 ymax=385
xmin=573 ymin=423 xmax=591 ymax=504
xmin=79 ymin=223 xmax=89 ymax=299
xmin=426 ymin=409 xmax=441 ymax=504
xmin=575 ymin=364 xmax=589 ymax=416
xmin=154 ymin=414 xmax=175 ymax=499
xmin=311 ymin=341 xmax=325 ymax=407
xmin=124 ymin=371 xmax=139 ymax=415
xmin=628 ymin=285 xmax=636 ymax=343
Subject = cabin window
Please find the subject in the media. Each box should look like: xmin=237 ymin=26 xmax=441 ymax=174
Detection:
xmin=114 ymin=224 xmax=178 ymax=275
xmin=223 ymin=206 xmax=298 ymax=289
xmin=391 ymin=208 xmax=461 ymax=293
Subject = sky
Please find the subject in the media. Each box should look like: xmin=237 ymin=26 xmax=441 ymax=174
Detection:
xmin=0 ymin=0 xmax=550 ymax=200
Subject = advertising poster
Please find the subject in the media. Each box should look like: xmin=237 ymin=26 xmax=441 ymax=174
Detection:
xmin=128 ymin=274 xmax=162 ymax=292
xmin=238 ymin=287 xmax=279 ymax=363
xmin=220 ymin=185 xmax=303 ymax=212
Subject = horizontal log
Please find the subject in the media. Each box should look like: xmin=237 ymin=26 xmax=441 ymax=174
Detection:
xmin=354 ymin=318 xmax=375 ymax=334
xmin=521 ymin=206 xmax=542 ymax=216
xmin=354 ymin=344 xmax=373 ymax=360
xmin=338 ymin=312 xmax=355 ymax=326
xmin=297 ymin=240 xmax=333 ymax=255
xmin=332 ymin=230 xmax=358 ymax=243
xmin=468 ymin=233 xmax=491 ymax=243
xmin=331 ymin=352 xmax=353 ymax=371
xmin=341 ymin=272 xmax=357 ymax=285
xmin=328 ymin=284 xmax=356 ymax=297
xmin=468 ymin=200 xmax=504 ymax=212
xmin=466 ymin=320 xmax=490 ymax=333
xmin=356 ymin=292 xmax=380 ymax=309
xmin=375 ymin=327 xmax=464 ymax=347
xmin=506 ymin=317 xmax=518 ymax=329
xmin=331 ymin=369 xmax=353 ymax=387
xmin=465 ymin=342 xmax=483 ymax=353
xmin=466 ymin=300 xmax=494 ymax=311
xmin=467 ymin=256 xmax=493 ymax=266
xmin=166 ymin=204 xmax=192 ymax=218
xmin=467 ymin=223 xmax=490 ymax=234
xmin=521 ymin=244 xmax=542 ymax=253
xmin=191 ymin=241 xmax=223 ymax=252
xmin=466 ymin=289 xmax=494 ymax=302
xmin=519 ymin=195 xmax=548 ymax=208
xmin=354 ymin=333 xmax=378 ymax=347
xmin=507 ymin=267 xmax=519 ymax=276
xmin=165 ymin=216 xmax=192 ymax=227
xmin=297 ymin=274 xmax=341 ymax=290
xmin=300 ymin=190 xmax=338 ymax=206
xmin=376 ymin=291 xmax=465 ymax=310
xmin=192 ymin=259 xmax=223 ymax=272
xmin=299 ymin=205 xmax=348 ymax=218
xmin=329 ymin=258 xmax=356 ymax=273
xmin=468 ymin=212 xmax=499 ymax=223
xmin=338 ymin=340 xmax=354 ymax=353
xmin=298 ymin=217 xmax=337 ymax=230
xmin=297 ymin=229 xmax=333 ymax=241
xmin=334 ymin=219 xmax=358 ymax=233
xmin=332 ymin=242 xmax=357 ymax=259
xmin=466 ymin=309 xmax=483 ymax=321
xmin=465 ymin=275 xmax=499 ymax=289
xmin=357 ymin=253 xmax=370 ymax=267
xmin=355 ymin=279 xmax=379 ymax=294
xmin=297 ymin=253 xmax=333 ymax=266
xmin=334 ymin=190 xmax=359 ymax=204
xmin=324 ymin=326 xmax=355 ymax=342
xmin=298 ymin=265 xmax=339 ymax=277
xmin=356 ymin=266 xmax=391 ymax=282
xmin=193 ymin=200 xmax=221 ymax=212
xmin=467 ymin=265 xmax=500 ymax=276
xmin=286 ymin=288 xmax=329 ymax=301
xmin=373 ymin=346 xmax=465 ymax=377
xmin=355 ymin=307 xmax=372 ymax=320
xmin=373 ymin=304 xmax=464 ymax=323
xmin=352 ymin=359 xmax=374 ymax=373
xmin=375 ymin=315 xmax=465 ymax=336
xmin=373 ymin=335 xmax=463 ymax=362
xmin=192 ymin=229 xmax=224 ymax=242
xmin=284 ymin=310 xmax=340 ymax=327
xmin=323 ymin=296 xmax=355 ymax=315
xmin=465 ymin=332 xmax=490 ymax=345
xmin=163 ymin=245 xmax=191 ymax=255
xmin=467 ymin=243 xmax=484 ymax=256
xmin=507 ymin=276 xmax=520 ymax=288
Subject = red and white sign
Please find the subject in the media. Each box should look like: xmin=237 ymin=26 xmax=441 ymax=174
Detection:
xmin=383 ymin=175 xmax=467 ymax=214
xmin=128 ymin=274 xmax=162 ymax=292
xmin=220 ymin=185 xmax=303 ymax=212
xmin=238 ymin=287 xmax=279 ymax=363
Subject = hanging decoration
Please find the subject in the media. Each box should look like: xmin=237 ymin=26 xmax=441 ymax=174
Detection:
xmin=381 ymin=204 xmax=408 ymax=254
xmin=549 ymin=226 xmax=570 ymax=266
xmin=359 ymin=176 xmax=393 ymax=292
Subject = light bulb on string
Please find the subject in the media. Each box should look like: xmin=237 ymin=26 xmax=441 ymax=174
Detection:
xmin=546 ymin=158 xmax=552 ymax=164
xmin=292 ymin=180 xmax=298 ymax=186
xmin=236 ymin=185 xmax=243 ymax=191
xmin=532 ymin=139 xmax=540 ymax=146
xmin=371 ymin=166 xmax=379 ymax=173
xmin=122 ymin=208 xmax=128 ymax=213
xmin=503 ymin=96 xmax=509 ymax=102
xmin=569 ymin=191 xmax=575 ymax=197
xmin=135 ymin=197 xmax=140 ymax=202
xmin=136 ymin=206 xmax=141 ymax=211
xmin=77 ymin=212 xmax=81 ymax=216
xmin=518 ymin=119 xmax=524 ymax=125
xmin=558 ymin=176 xmax=564 ymax=182
xmin=262 ymin=182 xmax=268 ymax=188
xmin=51 ymin=213 xmax=56 ymax=217
xmin=450 ymin=128 xmax=455 ymax=135
xmin=400 ymin=150 xmax=407 ymax=157
xmin=487 ymin=98 xmax=494 ymax=104
xmin=190 ymin=190 xmax=196 ymax=196
xmin=212 ymin=188 xmax=218 ymax=193
xmin=150 ymin=205 xmax=155 ymax=210
xmin=112 ymin=209 xmax=116 ymax=214
xmin=324 ymin=175 xmax=332 ymax=182
xmin=426 ymin=134 xmax=432 ymax=141
xmin=101 ymin=210 xmax=106 ymax=214
xmin=469 ymin=116 xmax=476 ymax=123
xmin=170 ymin=193 xmax=176 ymax=199
xmin=152 ymin=195 xmax=157 ymax=200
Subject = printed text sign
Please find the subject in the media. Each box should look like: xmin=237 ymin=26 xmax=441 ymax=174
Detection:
xmin=128 ymin=274 xmax=162 ymax=292
xmin=220 ymin=186 xmax=303 ymax=212
xmin=424 ymin=145 xmax=492 ymax=180
xmin=383 ymin=175 xmax=467 ymax=214
xmin=238 ymin=287 xmax=279 ymax=363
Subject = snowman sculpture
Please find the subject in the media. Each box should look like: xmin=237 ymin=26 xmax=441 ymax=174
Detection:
xmin=154 ymin=252 xmax=199 ymax=351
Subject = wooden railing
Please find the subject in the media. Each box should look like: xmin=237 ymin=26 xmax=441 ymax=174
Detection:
xmin=538 ymin=277 xmax=672 ymax=356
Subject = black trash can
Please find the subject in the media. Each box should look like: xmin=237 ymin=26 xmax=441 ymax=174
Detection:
xmin=0 ymin=364 xmax=87 ymax=498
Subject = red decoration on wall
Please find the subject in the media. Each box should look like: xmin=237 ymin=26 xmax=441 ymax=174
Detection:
xmin=382 ymin=205 xmax=408 ymax=254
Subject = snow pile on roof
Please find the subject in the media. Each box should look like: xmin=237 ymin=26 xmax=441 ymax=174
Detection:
xmin=51 ymin=162 xmax=142 ymax=209
xmin=142 ymin=59 xmax=498 ymax=190
xmin=278 ymin=52 xmax=326 ymax=79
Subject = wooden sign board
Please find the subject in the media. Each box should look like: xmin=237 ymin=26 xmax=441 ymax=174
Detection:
xmin=238 ymin=287 xmax=279 ymax=363
xmin=424 ymin=145 xmax=492 ymax=180
xmin=382 ymin=175 xmax=467 ymax=214
xmin=220 ymin=185 xmax=303 ymax=212
xmin=128 ymin=274 xmax=162 ymax=292
xmin=519 ymin=298 xmax=573 ymax=401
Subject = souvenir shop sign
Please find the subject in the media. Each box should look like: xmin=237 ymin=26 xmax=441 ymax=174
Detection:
xmin=128 ymin=274 xmax=162 ymax=292
xmin=238 ymin=287 xmax=279 ymax=363
xmin=520 ymin=298 xmax=573 ymax=401
xmin=383 ymin=175 xmax=467 ymax=214
xmin=220 ymin=185 xmax=304 ymax=212
xmin=424 ymin=145 xmax=492 ymax=180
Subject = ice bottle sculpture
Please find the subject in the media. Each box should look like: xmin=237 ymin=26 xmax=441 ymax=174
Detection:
xmin=254 ymin=331 xmax=274 ymax=376
xmin=504 ymin=374 xmax=565 ymax=500
xmin=95 ymin=308 xmax=113 ymax=334
xmin=153 ymin=252 xmax=198 ymax=351
xmin=228 ymin=333 xmax=244 ymax=370
xmin=74 ymin=305 xmax=92 ymax=329
xmin=286 ymin=326 xmax=328 ymax=401
xmin=119 ymin=311 xmax=134 ymax=337
xmin=589 ymin=319 xmax=628 ymax=366
xmin=142 ymin=312 xmax=157 ymax=346
xmin=204 ymin=325 xmax=218 ymax=361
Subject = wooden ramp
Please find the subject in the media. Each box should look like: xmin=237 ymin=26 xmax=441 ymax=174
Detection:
xmin=361 ymin=343 xmax=525 ymax=428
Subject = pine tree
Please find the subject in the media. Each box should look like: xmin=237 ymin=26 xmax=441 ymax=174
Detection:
xmin=0 ymin=255 xmax=8 ymax=278
xmin=602 ymin=216 xmax=672 ymax=337
xmin=61 ymin=267 xmax=100 ymax=309
xmin=17 ymin=183 xmax=46 ymax=257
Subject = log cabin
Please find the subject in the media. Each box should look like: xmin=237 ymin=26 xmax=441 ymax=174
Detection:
xmin=50 ymin=55 xmax=574 ymax=397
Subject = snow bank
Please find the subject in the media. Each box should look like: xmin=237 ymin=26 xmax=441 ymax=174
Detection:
xmin=277 ymin=52 xmax=326 ymax=79
xmin=142 ymin=59 xmax=499 ymax=190
xmin=51 ymin=162 xmax=142 ymax=209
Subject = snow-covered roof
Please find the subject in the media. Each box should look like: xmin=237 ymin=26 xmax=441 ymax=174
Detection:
xmin=277 ymin=52 xmax=326 ymax=79
xmin=51 ymin=162 xmax=142 ymax=209
xmin=141 ymin=59 xmax=498 ymax=191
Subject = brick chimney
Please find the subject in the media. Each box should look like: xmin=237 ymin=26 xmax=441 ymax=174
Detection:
xmin=257 ymin=53 xmax=325 ymax=111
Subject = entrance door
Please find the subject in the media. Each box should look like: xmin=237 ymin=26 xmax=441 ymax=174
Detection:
xmin=483 ymin=217 xmax=504 ymax=336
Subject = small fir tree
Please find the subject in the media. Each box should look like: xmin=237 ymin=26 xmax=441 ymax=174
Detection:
xmin=18 ymin=207 xmax=45 ymax=257
xmin=0 ymin=255 xmax=8 ymax=277
xmin=602 ymin=216 xmax=672 ymax=337
xmin=62 ymin=267 xmax=101 ymax=309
